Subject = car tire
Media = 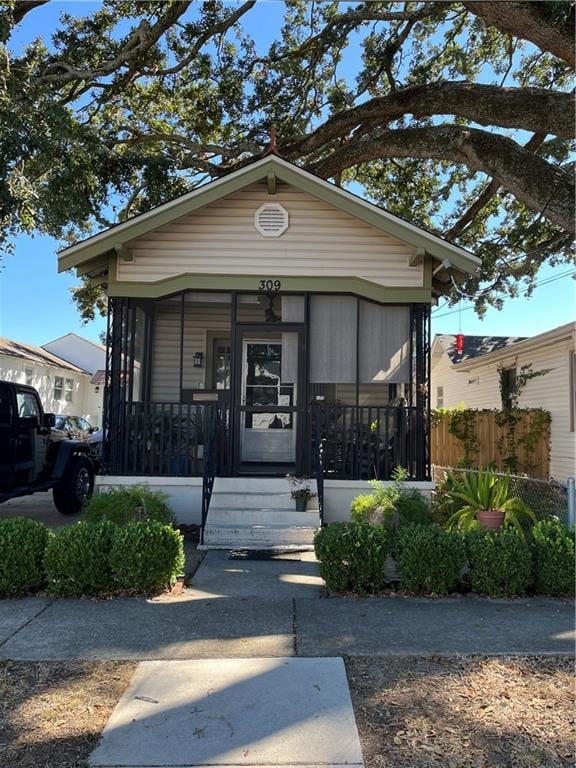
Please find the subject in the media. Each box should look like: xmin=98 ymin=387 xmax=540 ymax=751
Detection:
xmin=53 ymin=455 xmax=94 ymax=516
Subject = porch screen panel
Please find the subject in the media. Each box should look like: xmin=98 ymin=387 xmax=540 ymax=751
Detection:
xmin=359 ymin=302 xmax=410 ymax=384
xmin=309 ymin=295 xmax=357 ymax=383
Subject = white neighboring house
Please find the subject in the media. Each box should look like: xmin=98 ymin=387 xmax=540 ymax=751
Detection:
xmin=42 ymin=332 xmax=106 ymax=377
xmin=431 ymin=323 xmax=576 ymax=481
xmin=0 ymin=337 xmax=103 ymax=427
xmin=42 ymin=332 xmax=106 ymax=426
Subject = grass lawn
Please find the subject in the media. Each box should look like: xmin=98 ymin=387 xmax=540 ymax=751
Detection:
xmin=346 ymin=656 xmax=574 ymax=768
xmin=0 ymin=656 xmax=573 ymax=767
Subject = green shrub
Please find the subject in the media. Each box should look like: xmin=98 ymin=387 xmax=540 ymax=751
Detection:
xmin=396 ymin=524 xmax=466 ymax=594
xmin=314 ymin=522 xmax=390 ymax=594
xmin=466 ymin=527 xmax=532 ymax=596
xmin=44 ymin=522 xmax=117 ymax=597
xmin=431 ymin=472 xmax=466 ymax=528
xmin=0 ymin=518 xmax=49 ymax=597
xmin=350 ymin=467 xmax=432 ymax=532
xmin=532 ymin=520 xmax=575 ymax=597
xmin=109 ymin=521 xmax=185 ymax=592
xmin=83 ymin=485 xmax=174 ymax=526
xmin=350 ymin=494 xmax=379 ymax=523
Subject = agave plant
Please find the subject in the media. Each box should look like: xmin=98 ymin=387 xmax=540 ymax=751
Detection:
xmin=446 ymin=470 xmax=536 ymax=534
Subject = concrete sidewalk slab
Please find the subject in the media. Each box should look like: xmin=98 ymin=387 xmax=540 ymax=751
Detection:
xmin=0 ymin=597 xmax=294 ymax=660
xmin=89 ymin=657 xmax=364 ymax=767
xmin=0 ymin=598 xmax=52 ymax=646
xmin=190 ymin=550 xmax=323 ymax=599
xmin=296 ymin=595 xmax=575 ymax=657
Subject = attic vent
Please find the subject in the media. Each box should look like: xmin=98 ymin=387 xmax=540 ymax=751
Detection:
xmin=254 ymin=203 xmax=289 ymax=237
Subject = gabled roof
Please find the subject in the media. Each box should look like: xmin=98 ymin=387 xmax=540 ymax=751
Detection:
xmin=453 ymin=322 xmax=575 ymax=371
xmin=435 ymin=334 xmax=526 ymax=365
xmin=0 ymin=338 xmax=87 ymax=373
xmin=58 ymin=155 xmax=481 ymax=279
xmin=43 ymin=332 xmax=106 ymax=351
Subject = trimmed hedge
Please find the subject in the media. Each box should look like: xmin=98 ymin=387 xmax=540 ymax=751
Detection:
xmin=109 ymin=520 xmax=185 ymax=592
xmin=314 ymin=522 xmax=390 ymax=594
xmin=0 ymin=518 xmax=49 ymax=597
xmin=532 ymin=520 xmax=575 ymax=597
xmin=466 ymin=527 xmax=532 ymax=596
xmin=83 ymin=485 xmax=174 ymax=526
xmin=45 ymin=522 xmax=116 ymax=597
xmin=396 ymin=524 xmax=466 ymax=594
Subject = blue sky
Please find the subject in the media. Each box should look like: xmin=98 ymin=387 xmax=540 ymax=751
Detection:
xmin=2 ymin=1 xmax=574 ymax=347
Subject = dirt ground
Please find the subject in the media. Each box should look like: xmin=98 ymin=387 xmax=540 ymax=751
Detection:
xmin=346 ymin=656 xmax=575 ymax=768
xmin=0 ymin=657 xmax=573 ymax=768
xmin=0 ymin=661 xmax=136 ymax=768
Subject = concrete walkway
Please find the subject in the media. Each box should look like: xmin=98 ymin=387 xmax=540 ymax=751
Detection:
xmin=0 ymin=550 xmax=573 ymax=658
xmin=90 ymin=658 xmax=364 ymax=768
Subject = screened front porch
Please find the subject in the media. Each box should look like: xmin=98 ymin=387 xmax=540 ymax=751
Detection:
xmin=103 ymin=290 xmax=430 ymax=481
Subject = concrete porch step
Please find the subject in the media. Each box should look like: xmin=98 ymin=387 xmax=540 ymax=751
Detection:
xmin=202 ymin=523 xmax=319 ymax=549
xmin=210 ymin=492 xmax=299 ymax=511
xmin=213 ymin=477 xmax=294 ymax=493
xmin=208 ymin=507 xmax=320 ymax=526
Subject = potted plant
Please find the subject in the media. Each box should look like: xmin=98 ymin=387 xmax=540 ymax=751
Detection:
xmin=446 ymin=469 xmax=536 ymax=533
xmin=286 ymin=474 xmax=316 ymax=511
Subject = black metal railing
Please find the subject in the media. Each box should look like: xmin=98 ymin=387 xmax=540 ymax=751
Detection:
xmin=309 ymin=403 xmax=423 ymax=480
xmin=201 ymin=409 xmax=225 ymax=544
xmin=311 ymin=411 xmax=325 ymax=526
xmin=108 ymin=401 xmax=230 ymax=477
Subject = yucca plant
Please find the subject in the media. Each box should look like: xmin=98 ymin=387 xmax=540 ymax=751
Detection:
xmin=446 ymin=470 xmax=536 ymax=534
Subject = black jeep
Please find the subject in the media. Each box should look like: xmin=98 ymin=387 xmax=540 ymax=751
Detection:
xmin=0 ymin=381 xmax=95 ymax=515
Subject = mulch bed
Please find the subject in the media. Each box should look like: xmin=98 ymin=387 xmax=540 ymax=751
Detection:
xmin=346 ymin=656 xmax=574 ymax=768
xmin=0 ymin=661 xmax=135 ymax=767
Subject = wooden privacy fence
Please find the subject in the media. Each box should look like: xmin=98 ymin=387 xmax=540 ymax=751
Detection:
xmin=431 ymin=408 xmax=551 ymax=479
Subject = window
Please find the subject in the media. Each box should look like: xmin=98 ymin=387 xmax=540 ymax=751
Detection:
xmin=64 ymin=378 xmax=74 ymax=403
xmin=16 ymin=390 xmax=40 ymax=421
xmin=501 ymin=367 xmax=517 ymax=410
xmin=25 ymin=367 xmax=33 ymax=386
xmin=436 ymin=385 xmax=444 ymax=408
xmin=54 ymin=376 xmax=63 ymax=400
xmin=212 ymin=339 xmax=232 ymax=390
xmin=570 ymin=351 xmax=576 ymax=433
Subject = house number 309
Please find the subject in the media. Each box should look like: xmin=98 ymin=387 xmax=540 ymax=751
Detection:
xmin=258 ymin=279 xmax=281 ymax=291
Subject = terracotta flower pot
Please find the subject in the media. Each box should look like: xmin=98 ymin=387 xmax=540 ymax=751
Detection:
xmin=478 ymin=509 xmax=505 ymax=530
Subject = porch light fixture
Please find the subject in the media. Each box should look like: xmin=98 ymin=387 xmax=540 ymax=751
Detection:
xmin=193 ymin=352 xmax=204 ymax=368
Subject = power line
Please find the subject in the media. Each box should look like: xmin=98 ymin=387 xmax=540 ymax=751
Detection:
xmin=432 ymin=270 xmax=576 ymax=320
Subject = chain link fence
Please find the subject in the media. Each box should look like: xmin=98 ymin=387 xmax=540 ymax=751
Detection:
xmin=432 ymin=465 xmax=569 ymax=524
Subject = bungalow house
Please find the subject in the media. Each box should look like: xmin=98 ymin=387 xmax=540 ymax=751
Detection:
xmin=58 ymin=154 xmax=480 ymax=544
xmin=431 ymin=323 xmax=576 ymax=481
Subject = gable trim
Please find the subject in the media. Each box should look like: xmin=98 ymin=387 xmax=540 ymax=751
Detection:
xmin=58 ymin=156 xmax=480 ymax=276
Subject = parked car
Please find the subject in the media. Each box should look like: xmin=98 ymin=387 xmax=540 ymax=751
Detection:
xmin=0 ymin=381 xmax=95 ymax=515
xmin=53 ymin=414 xmax=97 ymax=440
xmin=86 ymin=427 xmax=103 ymax=468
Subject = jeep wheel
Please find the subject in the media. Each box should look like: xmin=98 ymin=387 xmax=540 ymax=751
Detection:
xmin=53 ymin=456 xmax=94 ymax=516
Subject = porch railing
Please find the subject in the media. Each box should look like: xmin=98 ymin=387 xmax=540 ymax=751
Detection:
xmin=309 ymin=403 xmax=423 ymax=480
xmin=107 ymin=401 xmax=230 ymax=476
xmin=106 ymin=400 xmax=425 ymax=481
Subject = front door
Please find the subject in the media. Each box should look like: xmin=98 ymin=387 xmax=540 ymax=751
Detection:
xmin=236 ymin=328 xmax=303 ymax=472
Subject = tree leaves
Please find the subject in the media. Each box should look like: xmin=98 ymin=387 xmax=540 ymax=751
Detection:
xmin=1 ymin=0 xmax=574 ymax=320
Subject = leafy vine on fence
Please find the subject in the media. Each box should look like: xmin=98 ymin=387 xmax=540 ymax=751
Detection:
xmin=432 ymin=407 xmax=551 ymax=475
